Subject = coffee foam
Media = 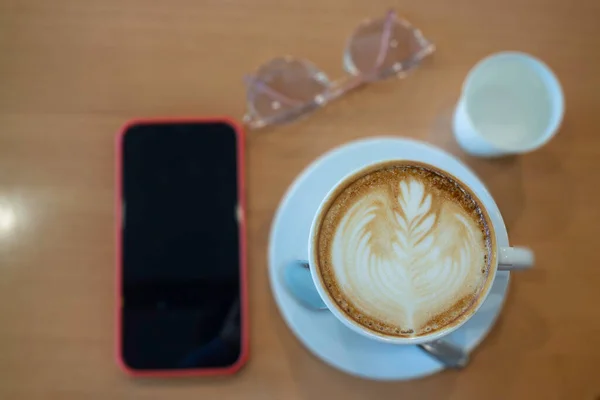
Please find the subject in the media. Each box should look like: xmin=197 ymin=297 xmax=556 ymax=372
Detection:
xmin=316 ymin=163 xmax=494 ymax=337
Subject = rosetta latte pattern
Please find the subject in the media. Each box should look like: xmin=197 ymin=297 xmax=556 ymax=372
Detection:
xmin=327 ymin=176 xmax=488 ymax=335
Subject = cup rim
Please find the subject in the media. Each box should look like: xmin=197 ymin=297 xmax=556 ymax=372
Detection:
xmin=461 ymin=51 xmax=565 ymax=154
xmin=307 ymin=160 xmax=499 ymax=345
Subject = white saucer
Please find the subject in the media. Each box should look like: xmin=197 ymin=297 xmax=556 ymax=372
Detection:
xmin=268 ymin=138 xmax=510 ymax=381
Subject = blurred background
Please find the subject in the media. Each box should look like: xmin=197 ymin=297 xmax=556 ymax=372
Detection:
xmin=0 ymin=0 xmax=598 ymax=399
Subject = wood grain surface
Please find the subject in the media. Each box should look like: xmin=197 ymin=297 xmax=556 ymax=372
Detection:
xmin=1 ymin=0 xmax=599 ymax=399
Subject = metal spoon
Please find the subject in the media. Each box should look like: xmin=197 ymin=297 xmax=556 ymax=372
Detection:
xmin=283 ymin=260 xmax=469 ymax=369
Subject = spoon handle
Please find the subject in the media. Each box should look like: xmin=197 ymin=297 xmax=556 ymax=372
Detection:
xmin=419 ymin=341 xmax=469 ymax=369
xmin=286 ymin=260 xmax=470 ymax=369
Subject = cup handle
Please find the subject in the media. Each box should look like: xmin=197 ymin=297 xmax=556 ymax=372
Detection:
xmin=498 ymin=246 xmax=534 ymax=271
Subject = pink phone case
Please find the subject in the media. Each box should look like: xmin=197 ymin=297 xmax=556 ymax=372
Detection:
xmin=115 ymin=117 xmax=248 ymax=377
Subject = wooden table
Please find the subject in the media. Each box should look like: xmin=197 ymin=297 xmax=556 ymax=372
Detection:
xmin=1 ymin=0 xmax=599 ymax=398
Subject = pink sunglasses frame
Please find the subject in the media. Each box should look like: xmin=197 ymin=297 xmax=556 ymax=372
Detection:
xmin=243 ymin=10 xmax=435 ymax=130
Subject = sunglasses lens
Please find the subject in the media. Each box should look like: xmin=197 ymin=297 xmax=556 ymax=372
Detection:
xmin=345 ymin=14 xmax=433 ymax=77
xmin=246 ymin=57 xmax=330 ymax=124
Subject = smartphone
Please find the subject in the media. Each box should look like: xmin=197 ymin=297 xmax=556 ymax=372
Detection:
xmin=116 ymin=118 xmax=248 ymax=376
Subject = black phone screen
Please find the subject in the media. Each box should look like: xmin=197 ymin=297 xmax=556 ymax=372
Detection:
xmin=119 ymin=121 xmax=242 ymax=371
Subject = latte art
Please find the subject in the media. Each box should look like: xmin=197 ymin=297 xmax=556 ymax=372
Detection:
xmin=316 ymin=163 xmax=494 ymax=337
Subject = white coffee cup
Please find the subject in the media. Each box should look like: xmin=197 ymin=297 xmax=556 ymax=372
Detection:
xmin=307 ymin=160 xmax=534 ymax=345
xmin=453 ymin=52 xmax=564 ymax=157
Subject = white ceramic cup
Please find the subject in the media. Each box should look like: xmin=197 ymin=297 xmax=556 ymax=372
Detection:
xmin=307 ymin=160 xmax=534 ymax=345
xmin=453 ymin=52 xmax=564 ymax=157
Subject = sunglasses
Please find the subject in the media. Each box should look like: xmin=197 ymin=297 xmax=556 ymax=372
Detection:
xmin=243 ymin=10 xmax=435 ymax=130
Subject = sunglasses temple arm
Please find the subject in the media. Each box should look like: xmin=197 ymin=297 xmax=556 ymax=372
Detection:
xmin=242 ymin=75 xmax=308 ymax=130
xmin=373 ymin=10 xmax=396 ymax=70
xmin=243 ymin=75 xmax=304 ymax=107
xmin=321 ymin=75 xmax=365 ymax=104
xmin=244 ymin=100 xmax=321 ymax=130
